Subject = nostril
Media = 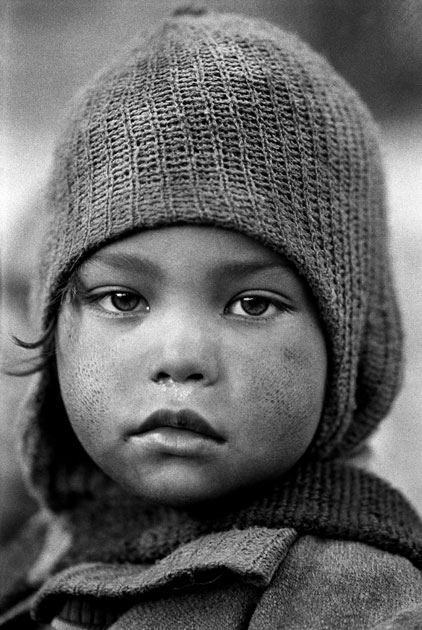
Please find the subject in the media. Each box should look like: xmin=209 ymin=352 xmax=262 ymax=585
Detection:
xmin=154 ymin=371 xmax=204 ymax=384
xmin=156 ymin=372 xmax=170 ymax=383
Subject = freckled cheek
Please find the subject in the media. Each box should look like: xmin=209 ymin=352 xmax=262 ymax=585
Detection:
xmin=229 ymin=330 xmax=327 ymax=449
xmin=55 ymin=313 xmax=118 ymax=445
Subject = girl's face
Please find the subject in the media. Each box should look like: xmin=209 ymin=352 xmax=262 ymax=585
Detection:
xmin=56 ymin=226 xmax=327 ymax=506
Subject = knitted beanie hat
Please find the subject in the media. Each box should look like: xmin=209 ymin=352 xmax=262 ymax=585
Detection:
xmin=22 ymin=10 xmax=402 ymax=510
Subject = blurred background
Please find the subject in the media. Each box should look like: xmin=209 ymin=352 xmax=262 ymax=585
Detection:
xmin=1 ymin=0 xmax=422 ymax=540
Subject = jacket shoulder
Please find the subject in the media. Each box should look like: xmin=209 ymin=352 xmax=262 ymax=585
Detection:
xmin=249 ymin=535 xmax=422 ymax=630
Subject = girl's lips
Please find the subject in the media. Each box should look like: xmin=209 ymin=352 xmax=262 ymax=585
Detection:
xmin=133 ymin=409 xmax=225 ymax=442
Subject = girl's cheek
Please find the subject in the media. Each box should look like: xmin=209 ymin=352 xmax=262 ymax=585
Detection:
xmin=232 ymin=327 xmax=326 ymax=431
xmin=56 ymin=308 xmax=115 ymax=440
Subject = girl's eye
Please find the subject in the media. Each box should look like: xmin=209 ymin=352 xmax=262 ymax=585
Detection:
xmin=97 ymin=292 xmax=149 ymax=314
xmin=226 ymin=295 xmax=284 ymax=318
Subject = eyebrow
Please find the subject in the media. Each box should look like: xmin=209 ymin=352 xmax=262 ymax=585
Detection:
xmin=212 ymin=260 xmax=292 ymax=278
xmin=81 ymin=252 xmax=165 ymax=279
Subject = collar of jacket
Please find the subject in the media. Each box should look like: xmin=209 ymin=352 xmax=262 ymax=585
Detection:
xmin=33 ymin=526 xmax=298 ymax=622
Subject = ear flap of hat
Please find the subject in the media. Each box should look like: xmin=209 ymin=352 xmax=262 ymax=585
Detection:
xmin=337 ymin=237 xmax=403 ymax=456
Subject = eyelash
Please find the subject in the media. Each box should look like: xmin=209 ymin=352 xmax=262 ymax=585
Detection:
xmin=77 ymin=289 xmax=290 ymax=320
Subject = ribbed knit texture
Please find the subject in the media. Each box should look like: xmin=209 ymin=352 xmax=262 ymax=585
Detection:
xmin=23 ymin=12 xmax=402 ymax=509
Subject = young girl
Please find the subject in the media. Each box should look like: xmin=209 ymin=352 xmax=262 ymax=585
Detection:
xmin=2 ymin=10 xmax=422 ymax=629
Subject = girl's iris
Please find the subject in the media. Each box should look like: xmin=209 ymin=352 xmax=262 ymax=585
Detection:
xmin=239 ymin=296 xmax=270 ymax=316
xmin=109 ymin=292 xmax=146 ymax=312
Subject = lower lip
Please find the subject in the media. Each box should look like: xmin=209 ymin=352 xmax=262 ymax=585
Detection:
xmin=130 ymin=428 xmax=222 ymax=456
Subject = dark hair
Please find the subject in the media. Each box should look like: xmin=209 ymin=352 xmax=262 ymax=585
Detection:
xmin=7 ymin=318 xmax=58 ymax=376
xmin=4 ymin=271 xmax=79 ymax=377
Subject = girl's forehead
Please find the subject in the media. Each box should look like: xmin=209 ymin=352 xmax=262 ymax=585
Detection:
xmin=82 ymin=226 xmax=292 ymax=273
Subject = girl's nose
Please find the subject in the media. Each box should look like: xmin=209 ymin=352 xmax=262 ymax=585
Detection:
xmin=147 ymin=312 xmax=219 ymax=387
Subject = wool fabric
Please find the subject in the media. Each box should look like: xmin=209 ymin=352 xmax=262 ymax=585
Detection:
xmin=23 ymin=11 xmax=402 ymax=509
